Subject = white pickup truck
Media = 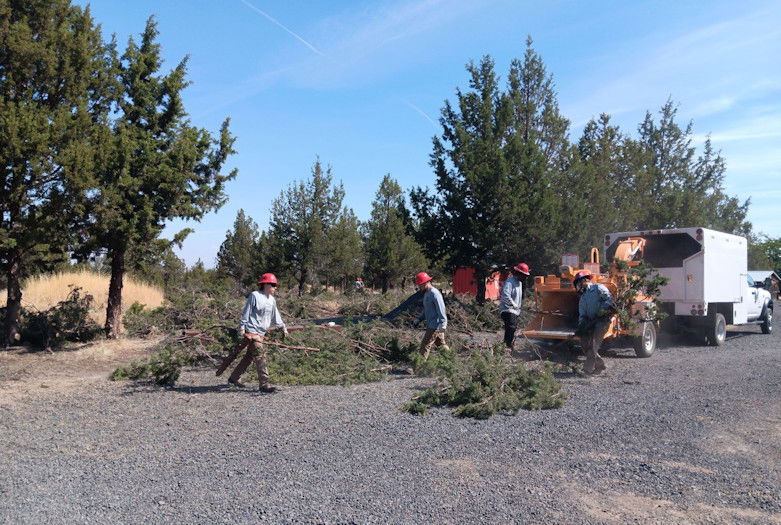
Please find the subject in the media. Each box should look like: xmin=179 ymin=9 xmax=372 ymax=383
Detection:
xmin=604 ymin=227 xmax=773 ymax=345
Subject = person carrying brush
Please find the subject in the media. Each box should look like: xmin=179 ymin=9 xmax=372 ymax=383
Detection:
xmin=216 ymin=273 xmax=287 ymax=393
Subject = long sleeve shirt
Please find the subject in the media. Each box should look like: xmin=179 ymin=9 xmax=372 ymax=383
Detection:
xmin=578 ymin=283 xmax=614 ymax=324
xmin=499 ymin=276 xmax=523 ymax=315
xmin=417 ymin=287 xmax=448 ymax=330
xmin=240 ymin=291 xmax=285 ymax=335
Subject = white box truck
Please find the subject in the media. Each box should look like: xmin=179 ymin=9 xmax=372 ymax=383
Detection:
xmin=603 ymin=227 xmax=773 ymax=345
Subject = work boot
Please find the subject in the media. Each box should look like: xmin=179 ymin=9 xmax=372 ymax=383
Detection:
xmin=228 ymin=379 xmax=246 ymax=388
xmin=258 ymin=385 xmax=277 ymax=394
xmin=594 ymin=357 xmax=607 ymax=373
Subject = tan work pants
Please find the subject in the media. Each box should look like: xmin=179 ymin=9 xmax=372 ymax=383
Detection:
xmin=419 ymin=328 xmax=447 ymax=361
xmin=217 ymin=333 xmax=270 ymax=386
xmin=581 ymin=319 xmax=610 ymax=374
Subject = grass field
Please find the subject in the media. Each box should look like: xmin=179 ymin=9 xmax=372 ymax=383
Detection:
xmin=13 ymin=270 xmax=165 ymax=324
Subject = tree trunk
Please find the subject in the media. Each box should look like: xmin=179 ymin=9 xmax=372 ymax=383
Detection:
xmin=381 ymin=275 xmax=389 ymax=294
xmin=298 ymin=269 xmax=307 ymax=297
xmin=3 ymin=248 xmax=23 ymax=346
xmin=105 ymin=246 xmax=126 ymax=339
xmin=475 ymin=267 xmax=487 ymax=305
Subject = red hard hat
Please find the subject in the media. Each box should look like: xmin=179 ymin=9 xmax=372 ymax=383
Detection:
xmin=573 ymin=270 xmax=592 ymax=284
xmin=513 ymin=262 xmax=530 ymax=275
xmin=258 ymin=273 xmax=278 ymax=285
xmin=415 ymin=272 xmax=432 ymax=286
xmin=356 ymin=277 xmax=363 ymax=281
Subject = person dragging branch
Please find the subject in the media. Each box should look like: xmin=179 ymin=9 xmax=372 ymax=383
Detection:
xmin=413 ymin=272 xmax=449 ymax=361
xmin=216 ymin=273 xmax=287 ymax=392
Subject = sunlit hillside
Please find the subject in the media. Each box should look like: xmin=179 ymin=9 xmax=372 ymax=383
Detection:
xmin=8 ymin=270 xmax=165 ymax=325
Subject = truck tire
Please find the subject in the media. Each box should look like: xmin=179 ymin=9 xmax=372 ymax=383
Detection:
xmin=760 ymin=305 xmax=773 ymax=334
xmin=632 ymin=321 xmax=657 ymax=358
xmin=707 ymin=313 xmax=727 ymax=346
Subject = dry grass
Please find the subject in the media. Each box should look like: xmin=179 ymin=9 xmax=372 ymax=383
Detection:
xmin=9 ymin=270 xmax=165 ymax=325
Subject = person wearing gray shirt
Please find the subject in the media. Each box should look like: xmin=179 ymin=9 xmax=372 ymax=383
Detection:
xmin=216 ymin=273 xmax=287 ymax=392
xmin=499 ymin=262 xmax=530 ymax=355
xmin=414 ymin=271 xmax=449 ymax=361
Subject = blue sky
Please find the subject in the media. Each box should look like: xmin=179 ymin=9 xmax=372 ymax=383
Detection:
xmin=75 ymin=0 xmax=781 ymax=266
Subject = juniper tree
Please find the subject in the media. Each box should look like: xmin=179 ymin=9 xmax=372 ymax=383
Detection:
xmin=84 ymin=17 xmax=236 ymax=338
xmin=265 ymin=159 xmax=344 ymax=295
xmin=0 ymin=0 xmax=111 ymax=345
xmin=635 ymin=99 xmax=750 ymax=233
xmin=216 ymin=209 xmax=260 ymax=291
xmin=364 ymin=175 xmax=427 ymax=293
xmin=322 ymin=208 xmax=363 ymax=291
xmin=410 ymin=38 xmax=573 ymax=301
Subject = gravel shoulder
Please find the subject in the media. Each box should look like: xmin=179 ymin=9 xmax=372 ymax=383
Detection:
xmin=1 ymin=319 xmax=779 ymax=524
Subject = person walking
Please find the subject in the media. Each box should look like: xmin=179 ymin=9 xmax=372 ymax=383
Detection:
xmin=413 ymin=272 xmax=449 ymax=361
xmin=499 ymin=262 xmax=530 ymax=355
xmin=573 ymin=270 xmax=615 ymax=374
xmin=216 ymin=273 xmax=287 ymax=392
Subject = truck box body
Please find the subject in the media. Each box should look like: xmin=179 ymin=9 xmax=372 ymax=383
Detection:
xmin=604 ymin=228 xmax=749 ymax=324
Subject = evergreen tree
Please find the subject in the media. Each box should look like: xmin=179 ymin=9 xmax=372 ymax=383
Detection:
xmin=635 ymin=99 xmax=750 ymax=233
xmin=1 ymin=0 xmax=111 ymax=345
xmin=216 ymin=209 xmax=260 ymax=291
xmin=83 ymin=17 xmax=236 ymax=338
xmin=410 ymin=38 xmax=572 ymax=300
xmin=265 ymin=159 xmax=344 ymax=295
xmin=364 ymin=175 xmax=427 ymax=293
xmin=324 ymin=208 xmax=363 ymax=291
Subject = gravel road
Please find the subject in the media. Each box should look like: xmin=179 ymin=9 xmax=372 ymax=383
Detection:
xmin=1 ymin=317 xmax=779 ymax=524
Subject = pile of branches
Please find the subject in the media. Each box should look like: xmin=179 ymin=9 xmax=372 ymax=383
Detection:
xmin=401 ymin=348 xmax=567 ymax=419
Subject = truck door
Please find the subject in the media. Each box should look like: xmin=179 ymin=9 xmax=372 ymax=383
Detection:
xmin=746 ymin=275 xmax=763 ymax=320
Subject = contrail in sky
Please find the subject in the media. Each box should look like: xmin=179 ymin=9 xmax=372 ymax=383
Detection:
xmin=239 ymin=0 xmax=325 ymax=57
xmin=403 ymin=99 xmax=438 ymax=130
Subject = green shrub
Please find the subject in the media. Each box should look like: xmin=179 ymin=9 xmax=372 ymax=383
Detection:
xmin=122 ymin=302 xmax=166 ymax=338
xmin=21 ymin=287 xmax=102 ymax=350
xmin=401 ymin=350 xmax=567 ymax=419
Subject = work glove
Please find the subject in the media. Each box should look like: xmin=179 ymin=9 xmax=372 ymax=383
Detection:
xmin=282 ymin=326 xmax=289 ymax=340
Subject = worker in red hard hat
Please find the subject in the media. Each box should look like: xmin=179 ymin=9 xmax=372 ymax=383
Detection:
xmin=354 ymin=276 xmax=365 ymax=292
xmin=573 ymin=269 xmax=615 ymax=374
xmin=499 ymin=262 xmax=530 ymax=355
xmin=216 ymin=272 xmax=287 ymax=392
xmin=414 ymin=272 xmax=449 ymax=361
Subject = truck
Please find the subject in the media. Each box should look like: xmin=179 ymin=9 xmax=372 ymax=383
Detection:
xmin=603 ymin=227 xmax=773 ymax=345
xmin=523 ymin=227 xmax=773 ymax=356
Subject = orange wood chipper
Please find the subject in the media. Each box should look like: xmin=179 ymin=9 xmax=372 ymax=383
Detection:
xmin=522 ymin=238 xmax=658 ymax=357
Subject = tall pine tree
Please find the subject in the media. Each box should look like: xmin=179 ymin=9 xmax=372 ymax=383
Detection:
xmin=1 ymin=0 xmax=111 ymax=345
xmin=216 ymin=209 xmax=260 ymax=291
xmin=265 ymin=159 xmax=344 ymax=296
xmin=364 ymin=175 xmax=427 ymax=293
xmin=83 ymin=17 xmax=236 ymax=338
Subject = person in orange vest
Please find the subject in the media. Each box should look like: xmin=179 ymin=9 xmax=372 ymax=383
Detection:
xmin=499 ymin=262 xmax=530 ymax=355
xmin=413 ymin=272 xmax=449 ymax=361
xmin=216 ymin=273 xmax=287 ymax=392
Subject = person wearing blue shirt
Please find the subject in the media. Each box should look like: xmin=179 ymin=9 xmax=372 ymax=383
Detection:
xmin=499 ymin=262 xmax=530 ymax=355
xmin=574 ymin=270 xmax=615 ymax=374
xmin=414 ymin=271 xmax=449 ymax=361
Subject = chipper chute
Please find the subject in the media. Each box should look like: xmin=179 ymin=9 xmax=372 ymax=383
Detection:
xmin=523 ymin=239 xmax=658 ymax=357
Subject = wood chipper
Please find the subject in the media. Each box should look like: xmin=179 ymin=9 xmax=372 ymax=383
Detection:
xmin=522 ymin=238 xmax=659 ymax=357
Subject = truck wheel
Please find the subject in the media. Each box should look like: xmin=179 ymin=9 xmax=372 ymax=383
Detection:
xmin=633 ymin=321 xmax=657 ymax=358
xmin=707 ymin=313 xmax=727 ymax=346
xmin=760 ymin=306 xmax=773 ymax=334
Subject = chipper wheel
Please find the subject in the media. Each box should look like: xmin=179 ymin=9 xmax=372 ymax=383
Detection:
xmin=632 ymin=321 xmax=657 ymax=358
